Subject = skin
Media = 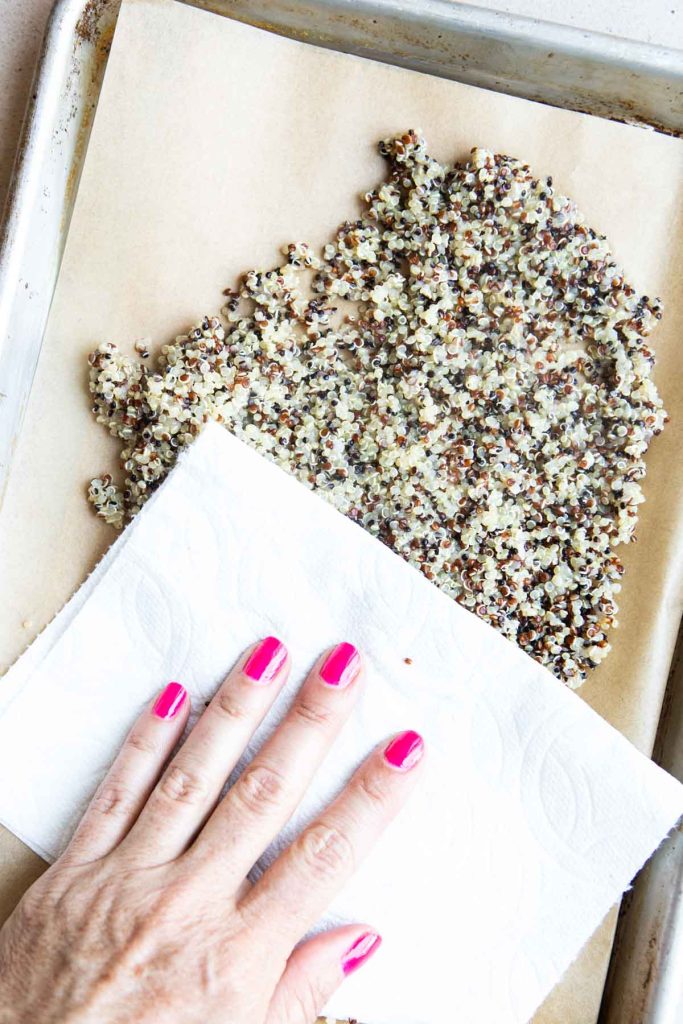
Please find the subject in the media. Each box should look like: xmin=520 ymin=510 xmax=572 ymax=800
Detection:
xmin=0 ymin=640 xmax=424 ymax=1023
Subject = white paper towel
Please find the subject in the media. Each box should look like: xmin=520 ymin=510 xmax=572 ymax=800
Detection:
xmin=0 ymin=423 xmax=680 ymax=1024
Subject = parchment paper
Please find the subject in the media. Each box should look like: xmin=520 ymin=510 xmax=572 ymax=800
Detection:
xmin=0 ymin=1 xmax=681 ymax=1020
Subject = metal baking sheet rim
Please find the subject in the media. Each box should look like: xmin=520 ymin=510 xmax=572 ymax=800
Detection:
xmin=0 ymin=2 xmax=681 ymax=1023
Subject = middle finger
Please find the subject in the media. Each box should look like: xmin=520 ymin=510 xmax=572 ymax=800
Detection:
xmin=192 ymin=641 xmax=363 ymax=880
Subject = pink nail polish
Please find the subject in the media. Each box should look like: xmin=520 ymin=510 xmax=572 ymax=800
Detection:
xmin=342 ymin=932 xmax=382 ymax=976
xmin=383 ymin=730 xmax=424 ymax=771
xmin=153 ymin=682 xmax=187 ymax=720
xmin=320 ymin=642 xmax=360 ymax=688
xmin=243 ymin=636 xmax=287 ymax=684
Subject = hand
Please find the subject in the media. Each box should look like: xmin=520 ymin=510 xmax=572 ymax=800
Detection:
xmin=0 ymin=638 xmax=424 ymax=1024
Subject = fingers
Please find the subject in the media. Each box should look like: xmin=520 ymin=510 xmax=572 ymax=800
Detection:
xmin=62 ymin=682 xmax=190 ymax=865
xmin=266 ymin=925 xmax=382 ymax=1024
xmin=241 ymin=730 xmax=424 ymax=943
xmin=119 ymin=638 xmax=289 ymax=864
xmin=193 ymin=643 xmax=363 ymax=879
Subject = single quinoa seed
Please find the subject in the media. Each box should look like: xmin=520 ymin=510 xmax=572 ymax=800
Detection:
xmin=88 ymin=133 xmax=667 ymax=687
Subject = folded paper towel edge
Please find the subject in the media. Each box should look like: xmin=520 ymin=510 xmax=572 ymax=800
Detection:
xmin=0 ymin=428 xmax=216 ymax=716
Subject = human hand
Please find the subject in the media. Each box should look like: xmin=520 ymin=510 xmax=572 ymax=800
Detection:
xmin=0 ymin=638 xmax=424 ymax=1024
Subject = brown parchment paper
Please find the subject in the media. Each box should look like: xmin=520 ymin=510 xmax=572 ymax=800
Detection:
xmin=1 ymin=1 xmax=682 ymax=1019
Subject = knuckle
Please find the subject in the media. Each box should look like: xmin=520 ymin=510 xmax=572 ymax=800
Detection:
xmin=90 ymin=782 xmax=137 ymax=819
xmin=298 ymin=822 xmax=354 ymax=880
xmin=211 ymin=690 xmax=250 ymax=723
xmin=158 ymin=764 xmax=207 ymax=806
xmin=235 ymin=763 xmax=286 ymax=814
xmin=288 ymin=981 xmax=322 ymax=1024
xmin=356 ymin=770 xmax=391 ymax=810
xmin=127 ymin=730 xmax=159 ymax=756
xmin=16 ymin=875 xmax=58 ymax=924
xmin=292 ymin=696 xmax=335 ymax=729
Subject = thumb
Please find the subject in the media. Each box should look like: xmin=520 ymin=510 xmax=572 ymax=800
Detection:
xmin=266 ymin=925 xmax=382 ymax=1024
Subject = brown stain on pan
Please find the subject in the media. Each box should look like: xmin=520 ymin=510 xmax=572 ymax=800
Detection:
xmin=76 ymin=0 xmax=114 ymax=44
xmin=216 ymin=5 xmax=682 ymax=137
xmin=622 ymin=916 xmax=663 ymax=1023
xmin=63 ymin=2 xmax=118 ymax=224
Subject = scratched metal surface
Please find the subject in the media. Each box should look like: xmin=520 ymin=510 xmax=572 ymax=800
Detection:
xmin=0 ymin=2 xmax=681 ymax=1022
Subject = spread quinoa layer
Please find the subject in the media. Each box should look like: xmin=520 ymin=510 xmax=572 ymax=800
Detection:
xmin=88 ymin=132 xmax=667 ymax=686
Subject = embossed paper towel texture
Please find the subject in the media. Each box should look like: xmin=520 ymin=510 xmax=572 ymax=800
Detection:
xmin=0 ymin=425 xmax=680 ymax=1024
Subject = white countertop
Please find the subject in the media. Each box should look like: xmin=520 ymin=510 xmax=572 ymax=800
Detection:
xmin=0 ymin=0 xmax=681 ymax=219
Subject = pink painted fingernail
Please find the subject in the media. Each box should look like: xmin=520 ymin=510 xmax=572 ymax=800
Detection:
xmin=341 ymin=931 xmax=382 ymax=976
xmin=383 ymin=730 xmax=424 ymax=771
xmin=244 ymin=636 xmax=287 ymax=684
xmin=320 ymin=642 xmax=361 ymax=688
xmin=153 ymin=682 xmax=187 ymax=720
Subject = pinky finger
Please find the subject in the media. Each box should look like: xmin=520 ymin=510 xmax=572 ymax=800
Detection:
xmin=266 ymin=925 xmax=382 ymax=1024
xmin=61 ymin=681 xmax=190 ymax=865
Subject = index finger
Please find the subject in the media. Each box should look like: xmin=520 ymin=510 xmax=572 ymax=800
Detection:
xmin=239 ymin=729 xmax=425 ymax=942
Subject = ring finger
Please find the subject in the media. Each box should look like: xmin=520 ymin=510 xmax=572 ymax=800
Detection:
xmin=119 ymin=636 xmax=289 ymax=863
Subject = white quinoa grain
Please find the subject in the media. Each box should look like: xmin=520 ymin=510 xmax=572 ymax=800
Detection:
xmin=88 ymin=132 xmax=667 ymax=686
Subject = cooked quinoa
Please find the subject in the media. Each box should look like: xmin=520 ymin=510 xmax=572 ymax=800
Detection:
xmin=88 ymin=131 xmax=667 ymax=685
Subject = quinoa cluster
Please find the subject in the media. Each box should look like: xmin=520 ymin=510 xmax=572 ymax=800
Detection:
xmin=88 ymin=132 xmax=667 ymax=685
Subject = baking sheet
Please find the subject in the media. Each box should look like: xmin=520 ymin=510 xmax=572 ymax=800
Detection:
xmin=0 ymin=0 xmax=681 ymax=1020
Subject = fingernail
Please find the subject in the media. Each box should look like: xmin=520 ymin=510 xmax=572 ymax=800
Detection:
xmin=244 ymin=636 xmax=287 ymax=684
xmin=383 ymin=730 xmax=424 ymax=771
xmin=342 ymin=931 xmax=382 ymax=976
xmin=153 ymin=682 xmax=187 ymax=720
xmin=320 ymin=642 xmax=360 ymax=688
